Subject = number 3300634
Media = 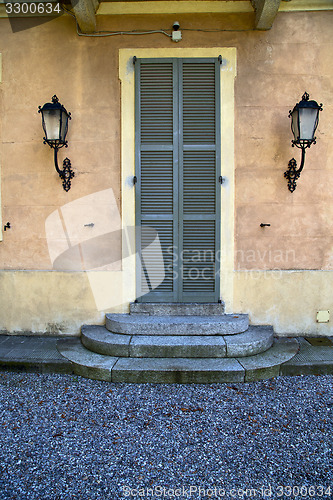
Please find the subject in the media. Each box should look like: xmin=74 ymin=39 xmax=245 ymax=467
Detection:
xmin=5 ymin=2 xmax=62 ymax=15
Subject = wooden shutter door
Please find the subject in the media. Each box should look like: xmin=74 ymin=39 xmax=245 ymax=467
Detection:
xmin=135 ymin=58 xmax=220 ymax=303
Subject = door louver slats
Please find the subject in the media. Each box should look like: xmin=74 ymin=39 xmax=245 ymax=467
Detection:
xmin=183 ymin=62 xmax=216 ymax=144
xmin=141 ymin=151 xmax=173 ymax=214
xmin=183 ymin=151 xmax=216 ymax=214
xmin=141 ymin=220 xmax=174 ymax=294
xmin=140 ymin=63 xmax=173 ymax=144
xmin=182 ymin=221 xmax=216 ymax=293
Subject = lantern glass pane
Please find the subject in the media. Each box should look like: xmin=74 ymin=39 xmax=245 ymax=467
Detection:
xmin=291 ymin=108 xmax=299 ymax=141
xmin=299 ymin=107 xmax=318 ymax=141
xmin=43 ymin=109 xmax=61 ymax=141
xmin=60 ymin=110 xmax=69 ymax=142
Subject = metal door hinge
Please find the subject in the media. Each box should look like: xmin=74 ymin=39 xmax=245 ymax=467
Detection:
xmin=219 ymin=176 xmax=226 ymax=184
xmin=133 ymin=175 xmax=137 ymax=185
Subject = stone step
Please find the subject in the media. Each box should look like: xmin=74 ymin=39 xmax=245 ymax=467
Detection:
xmin=57 ymin=338 xmax=299 ymax=383
xmin=105 ymin=313 xmax=249 ymax=336
xmin=81 ymin=325 xmax=274 ymax=358
xmin=130 ymin=302 xmax=225 ymax=316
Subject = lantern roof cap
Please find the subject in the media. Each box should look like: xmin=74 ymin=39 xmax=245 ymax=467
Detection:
xmin=38 ymin=95 xmax=71 ymax=117
xmin=291 ymin=92 xmax=323 ymax=112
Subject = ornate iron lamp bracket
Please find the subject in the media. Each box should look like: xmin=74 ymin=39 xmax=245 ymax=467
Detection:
xmin=284 ymin=146 xmax=307 ymax=193
xmin=54 ymin=148 xmax=75 ymax=192
xmin=284 ymin=157 xmax=301 ymax=193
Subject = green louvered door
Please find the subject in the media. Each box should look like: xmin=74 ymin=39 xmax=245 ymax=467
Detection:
xmin=135 ymin=58 xmax=221 ymax=303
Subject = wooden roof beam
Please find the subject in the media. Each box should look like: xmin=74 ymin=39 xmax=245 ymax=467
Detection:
xmin=251 ymin=0 xmax=281 ymax=29
xmin=70 ymin=0 xmax=99 ymax=33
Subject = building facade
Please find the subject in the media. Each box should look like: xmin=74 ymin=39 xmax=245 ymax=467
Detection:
xmin=0 ymin=0 xmax=332 ymax=336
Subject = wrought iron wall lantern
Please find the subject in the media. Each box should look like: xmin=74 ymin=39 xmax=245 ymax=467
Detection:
xmin=284 ymin=92 xmax=323 ymax=192
xmin=38 ymin=95 xmax=74 ymax=192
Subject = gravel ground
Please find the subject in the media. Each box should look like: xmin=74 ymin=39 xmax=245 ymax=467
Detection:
xmin=0 ymin=372 xmax=332 ymax=500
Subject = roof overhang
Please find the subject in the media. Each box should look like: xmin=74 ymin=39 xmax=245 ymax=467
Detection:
xmin=96 ymin=0 xmax=333 ymax=31
xmin=0 ymin=0 xmax=332 ymax=32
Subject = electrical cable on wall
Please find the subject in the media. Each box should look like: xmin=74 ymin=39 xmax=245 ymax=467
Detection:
xmin=61 ymin=5 xmax=254 ymax=37
xmin=61 ymin=5 xmax=171 ymax=37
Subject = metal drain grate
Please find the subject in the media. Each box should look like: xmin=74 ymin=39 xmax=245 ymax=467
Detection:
xmin=304 ymin=337 xmax=333 ymax=347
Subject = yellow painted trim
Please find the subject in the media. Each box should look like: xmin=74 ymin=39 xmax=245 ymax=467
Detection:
xmin=0 ymin=270 xmax=114 ymax=334
xmin=0 ymin=269 xmax=331 ymax=335
xmin=0 ymin=5 xmax=8 ymax=17
xmin=279 ymin=0 xmax=333 ymax=12
xmin=119 ymin=47 xmax=237 ymax=312
xmin=98 ymin=1 xmax=252 ymax=15
xmin=0 ymin=53 xmax=2 ymax=242
xmin=98 ymin=0 xmax=333 ymax=16
xmin=220 ymin=53 xmax=236 ymax=314
xmin=0 ymin=165 xmax=2 ymax=242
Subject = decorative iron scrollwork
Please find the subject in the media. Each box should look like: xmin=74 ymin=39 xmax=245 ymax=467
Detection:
xmin=284 ymin=158 xmax=300 ymax=193
xmin=59 ymin=158 xmax=75 ymax=192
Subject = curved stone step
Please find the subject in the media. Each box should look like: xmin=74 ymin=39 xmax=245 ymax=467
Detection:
xmin=225 ymin=326 xmax=274 ymax=357
xmin=81 ymin=325 xmax=273 ymax=358
xmin=237 ymin=338 xmax=300 ymax=382
xmin=105 ymin=313 xmax=249 ymax=336
xmin=57 ymin=338 xmax=118 ymax=382
xmin=82 ymin=325 xmax=131 ymax=357
xmin=57 ymin=338 xmax=299 ymax=384
xmin=130 ymin=302 xmax=225 ymax=316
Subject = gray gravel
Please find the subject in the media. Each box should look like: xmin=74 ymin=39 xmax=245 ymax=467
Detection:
xmin=0 ymin=372 xmax=332 ymax=500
